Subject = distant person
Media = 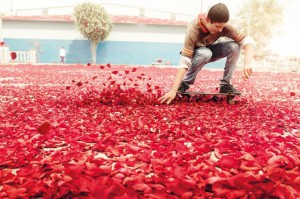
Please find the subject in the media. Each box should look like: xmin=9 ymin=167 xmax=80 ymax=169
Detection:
xmin=159 ymin=3 xmax=255 ymax=104
xmin=59 ymin=47 xmax=66 ymax=64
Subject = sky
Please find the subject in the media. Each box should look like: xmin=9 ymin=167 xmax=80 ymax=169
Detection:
xmin=1 ymin=0 xmax=300 ymax=56
xmin=268 ymin=0 xmax=300 ymax=57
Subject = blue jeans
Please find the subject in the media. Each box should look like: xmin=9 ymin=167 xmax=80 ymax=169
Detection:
xmin=182 ymin=41 xmax=241 ymax=86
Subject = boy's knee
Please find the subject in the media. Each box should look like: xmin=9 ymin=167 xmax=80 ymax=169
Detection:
xmin=194 ymin=49 xmax=212 ymax=63
xmin=227 ymin=42 xmax=241 ymax=54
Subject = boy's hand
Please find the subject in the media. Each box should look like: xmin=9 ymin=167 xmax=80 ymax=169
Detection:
xmin=242 ymin=67 xmax=252 ymax=80
xmin=158 ymin=90 xmax=177 ymax=104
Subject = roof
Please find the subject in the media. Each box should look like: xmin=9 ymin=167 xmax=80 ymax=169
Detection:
xmin=1 ymin=15 xmax=189 ymax=26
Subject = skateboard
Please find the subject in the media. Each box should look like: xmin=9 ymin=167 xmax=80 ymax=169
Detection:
xmin=176 ymin=91 xmax=241 ymax=104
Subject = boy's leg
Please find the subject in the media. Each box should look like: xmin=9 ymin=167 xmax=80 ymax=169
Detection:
xmin=182 ymin=47 xmax=212 ymax=85
xmin=208 ymin=41 xmax=241 ymax=85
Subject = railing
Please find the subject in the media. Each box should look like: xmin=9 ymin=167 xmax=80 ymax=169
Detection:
xmin=0 ymin=46 xmax=9 ymax=63
xmin=0 ymin=46 xmax=36 ymax=63
xmin=236 ymin=62 xmax=299 ymax=73
xmin=15 ymin=3 xmax=194 ymax=21
xmin=11 ymin=50 xmax=37 ymax=63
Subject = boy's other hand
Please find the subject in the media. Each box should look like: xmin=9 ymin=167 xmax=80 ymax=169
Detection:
xmin=242 ymin=67 xmax=252 ymax=80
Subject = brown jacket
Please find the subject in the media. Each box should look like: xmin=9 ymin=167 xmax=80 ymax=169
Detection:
xmin=181 ymin=15 xmax=247 ymax=58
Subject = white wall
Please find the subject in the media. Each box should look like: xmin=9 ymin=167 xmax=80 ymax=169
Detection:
xmin=2 ymin=20 xmax=187 ymax=43
xmin=110 ymin=23 xmax=186 ymax=43
xmin=2 ymin=20 xmax=82 ymax=40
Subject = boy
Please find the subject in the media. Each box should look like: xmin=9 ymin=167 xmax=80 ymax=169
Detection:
xmin=159 ymin=3 xmax=255 ymax=104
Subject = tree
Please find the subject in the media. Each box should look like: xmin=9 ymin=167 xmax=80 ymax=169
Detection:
xmin=235 ymin=0 xmax=285 ymax=58
xmin=28 ymin=40 xmax=43 ymax=62
xmin=74 ymin=3 xmax=112 ymax=64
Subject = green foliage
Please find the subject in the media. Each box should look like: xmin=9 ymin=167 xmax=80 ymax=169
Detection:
xmin=235 ymin=0 xmax=285 ymax=57
xmin=74 ymin=2 xmax=112 ymax=43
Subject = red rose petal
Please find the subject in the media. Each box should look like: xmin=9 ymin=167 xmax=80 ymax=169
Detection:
xmin=37 ymin=122 xmax=51 ymax=134
xmin=65 ymin=164 xmax=84 ymax=176
xmin=1 ymin=64 xmax=300 ymax=198
xmin=72 ymin=175 xmax=94 ymax=192
xmin=125 ymin=143 xmax=140 ymax=153
xmin=290 ymin=92 xmax=296 ymax=96
xmin=2 ymin=185 xmax=27 ymax=198
xmin=174 ymin=166 xmax=184 ymax=179
xmin=77 ymin=81 xmax=82 ymax=86
xmin=271 ymin=183 xmax=299 ymax=198
xmin=10 ymin=52 xmax=17 ymax=60
xmin=216 ymin=155 xmax=240 ymax=169
xmin=267 ymin=155 xmax=282 ymax=167
xmin=106 ymin=182 xmax=126 ymax=196
xmin=132 ymin=67 xmax=137 ymax=72
xmin=132 ymin=183 xmax=152 ymax=193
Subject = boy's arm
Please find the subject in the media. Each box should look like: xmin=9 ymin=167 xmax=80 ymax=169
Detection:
xmin=242 ymin=44 xmax=255 ymax=80
xmin=159 ymin=53 xmax=193 ymax=104
xmin=223 ymin=24 xmax=256 ymax=80
xmin=159 ymin=19 xmax=197 ymax=104
xmin=158 ymin=68 xmax=187 ymax=104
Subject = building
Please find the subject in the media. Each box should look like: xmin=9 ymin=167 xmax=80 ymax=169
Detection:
xmin=0 ymin=4 xmax=226 ymax=68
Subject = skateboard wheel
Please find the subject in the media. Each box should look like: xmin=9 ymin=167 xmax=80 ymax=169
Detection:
xmin=212 ymin=95 xmax=220 ymax=102
xmin=228 ymin=99 xmax=235 ymax=104
xmin=176 ymin=93 xmax=190 ymax=101
xmin=226 ymin=95 xmax=235 ymax=104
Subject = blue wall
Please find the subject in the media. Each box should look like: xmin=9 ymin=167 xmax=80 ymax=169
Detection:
xmin=4 ymin=38 xmax=225 ymax=68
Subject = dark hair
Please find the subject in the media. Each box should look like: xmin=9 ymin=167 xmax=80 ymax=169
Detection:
xmin=207 ymin=3 xmax=229 ymax=23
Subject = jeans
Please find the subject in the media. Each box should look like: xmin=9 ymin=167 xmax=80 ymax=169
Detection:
xmin=182 ymin=41 xmax=241 ymax=86
xmin=60 ymin=56 xmax=65 ymax=64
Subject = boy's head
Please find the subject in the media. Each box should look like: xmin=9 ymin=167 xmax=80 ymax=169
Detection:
xmin=204 ymin=3 xmax=229 ymax=34
xmin=207 ymin=3 xmax=229 ymax=23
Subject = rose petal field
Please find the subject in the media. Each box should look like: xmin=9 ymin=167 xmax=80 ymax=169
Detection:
xmin=0 ymin=64 xmax=299 ymax=198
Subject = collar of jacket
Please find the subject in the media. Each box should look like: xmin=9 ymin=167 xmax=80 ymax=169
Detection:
xmin=198 ymin=13 xmax=209 ymax=34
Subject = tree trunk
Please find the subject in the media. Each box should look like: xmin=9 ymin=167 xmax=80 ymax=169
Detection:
xmin=91 ymin=41 xmax=98 ymax=64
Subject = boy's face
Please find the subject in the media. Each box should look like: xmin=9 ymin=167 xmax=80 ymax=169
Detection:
xmin=206 ymin=20 xmax=226 ymax=34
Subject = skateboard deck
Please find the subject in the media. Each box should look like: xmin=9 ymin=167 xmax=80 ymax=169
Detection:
xmin=176 ymin=91 xmax=241 ymax=104
xmin=179 ymin=91 xmax=241 ymax=96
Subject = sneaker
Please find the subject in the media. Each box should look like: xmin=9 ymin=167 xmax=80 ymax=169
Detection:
xmin=177 ymin=82 xmax=190 ymax=93
xmin=219 ymin=84 xmax=241 ymax=94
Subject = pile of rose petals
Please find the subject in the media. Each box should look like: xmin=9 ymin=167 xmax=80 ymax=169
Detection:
xmin=0 ymin=64 xmax=299 ymax=198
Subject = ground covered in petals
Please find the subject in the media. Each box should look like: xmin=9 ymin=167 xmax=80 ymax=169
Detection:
xmin=0 ymin=64 xmax=299 ymax=199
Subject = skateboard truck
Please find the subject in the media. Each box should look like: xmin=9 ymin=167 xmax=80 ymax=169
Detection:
xmin=177 ymin=91 xmax=241 ymax=104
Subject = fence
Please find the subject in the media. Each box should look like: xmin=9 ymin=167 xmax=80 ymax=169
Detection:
xmin=236 ymin=62 xmax=300 ymax=73
xmin=0 ymin=46 xmax=36 ymax=63
xmin=15 ymin=3 xmax=194 ymax=22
